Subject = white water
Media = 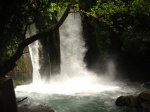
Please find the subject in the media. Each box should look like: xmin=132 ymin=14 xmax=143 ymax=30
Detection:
xmin=15 ymin=13 xmax=119 ymax=95
xmin=26 ymin=24 xmax=41 ymax=84
xmin=16 ymin=82 xmax=146 ymax=112
xmin=60 ymin=13 xmax=86 ymax=76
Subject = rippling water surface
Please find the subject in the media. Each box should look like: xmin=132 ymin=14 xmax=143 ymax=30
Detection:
xmin=15 ymin=82 xmax=146 ymax=112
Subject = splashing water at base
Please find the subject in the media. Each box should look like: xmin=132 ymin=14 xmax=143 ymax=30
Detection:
xmin=15 ymin=76 xmax=119 ymax=95
xmin=16 ymin=82 xmax=146 ymax=112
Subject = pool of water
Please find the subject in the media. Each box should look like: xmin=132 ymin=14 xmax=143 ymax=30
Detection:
xmin=15 ymin=82 xmax=147 ymax=112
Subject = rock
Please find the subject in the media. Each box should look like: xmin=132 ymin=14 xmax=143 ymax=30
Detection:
xmin=116 ymin=90 xmax=150 ymax=112
xmin=115 ymin=95 xmax=138 ymax=107
xmin=138 ymin=90 xmax=150 ymax=110
xmin=139 ymin=90 xmax=150 ymax=101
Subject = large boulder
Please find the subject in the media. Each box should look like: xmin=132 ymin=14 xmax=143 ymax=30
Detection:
xmin=116 ymin=90 xmax=150 ymax=112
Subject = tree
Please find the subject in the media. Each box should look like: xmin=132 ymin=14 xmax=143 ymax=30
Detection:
xmin=0 ymin=0 xmax=75 ymax=77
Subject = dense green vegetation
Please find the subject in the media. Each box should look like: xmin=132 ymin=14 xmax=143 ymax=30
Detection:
xmin=80 ymin=0 xmax=150 ymax=56
xmin=0 ymin=0 xmax=150 ymax=81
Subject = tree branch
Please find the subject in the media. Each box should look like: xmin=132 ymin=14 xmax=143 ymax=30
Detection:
xmin=1 ymin=0 xmax=75 ymax=76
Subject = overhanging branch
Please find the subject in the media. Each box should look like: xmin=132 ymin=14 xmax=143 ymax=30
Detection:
xmin=1 ymin=0 xmax=75 ymax=76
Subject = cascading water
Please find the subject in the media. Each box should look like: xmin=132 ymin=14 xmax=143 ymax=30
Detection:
xmin=16 ymin=13 xmax=119 ymax=94
xmin=29 ymin=41 xmax=41 ymax=83
xmin=15 ymin=13 xmax=146 ymax=112
xmin=26 ymin=24 xmax=41 ymax=83
xmin=60 ymin=13 xmax=87 ymax=76
xmin=47 ymin=13 xmax=119 ymax=94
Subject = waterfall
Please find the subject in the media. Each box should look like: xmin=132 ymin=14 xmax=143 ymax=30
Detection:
xmin=26 ymin=24 xmax=41 ymax=84
xmin=15 ymin=13 xmax=119 ymax=95
xmin=46 ymin=13 xmax=119 ymax=94
xmin=60 ymin=13 xmax=87 ymax=76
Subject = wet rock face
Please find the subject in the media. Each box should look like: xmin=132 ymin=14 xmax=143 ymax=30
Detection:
xmin=115 ymin=90 xmax=150 ymax=112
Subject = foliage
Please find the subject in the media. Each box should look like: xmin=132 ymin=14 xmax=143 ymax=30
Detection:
xmin=79 ymin=0 xmax=150 ymax=58
xmin=120 ymin=0 xmax=150 ymax=54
